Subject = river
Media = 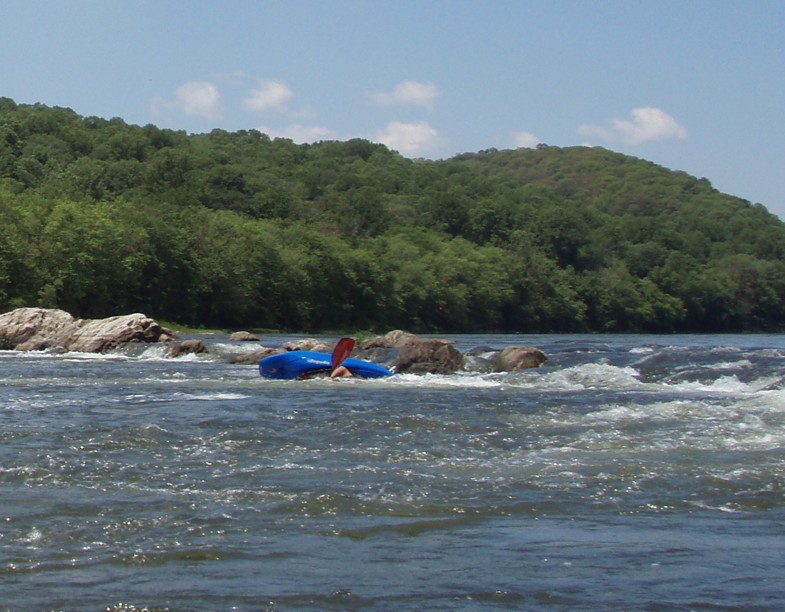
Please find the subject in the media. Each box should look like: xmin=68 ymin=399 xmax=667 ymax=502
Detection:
xmin=2 ymin=334 xmax=784 ymax=610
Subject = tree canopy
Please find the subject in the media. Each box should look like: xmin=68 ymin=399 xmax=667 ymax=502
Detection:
xmin=1 ymin=98 xmax=784 ymax=332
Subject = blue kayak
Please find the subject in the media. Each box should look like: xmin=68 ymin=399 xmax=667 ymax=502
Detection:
xmin=259 ymin=350 xmax=393 ymax=380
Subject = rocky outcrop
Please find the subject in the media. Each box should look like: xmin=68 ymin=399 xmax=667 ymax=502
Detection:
xmin=0 ymin=308 xmax=175 ymax=353
xmin=67 ymin=314 xmax=173 ymax=353
xmin=0 ymin=311 xmax=548 ymax=374
xmin=0 ymin=308 xmax=78 ymax=351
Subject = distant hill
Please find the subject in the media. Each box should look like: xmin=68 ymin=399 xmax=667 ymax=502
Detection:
xmin=1 ymin=98 xmax=784 ymax=332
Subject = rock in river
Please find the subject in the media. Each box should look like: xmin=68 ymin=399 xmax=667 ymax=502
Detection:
xmin=0 ymin=307 xmax=175 ymax=353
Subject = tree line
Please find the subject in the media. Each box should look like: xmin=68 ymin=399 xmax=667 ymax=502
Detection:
xmin=1 ymin=97 xmax=784 ymax=332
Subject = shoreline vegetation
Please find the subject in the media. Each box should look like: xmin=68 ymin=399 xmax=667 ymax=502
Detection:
xmin=2 ymin=98 xmax=785 ymax=333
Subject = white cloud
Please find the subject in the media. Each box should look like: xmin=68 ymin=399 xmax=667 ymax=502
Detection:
xmin=513 ymin=131 xmax=540 ymax=149
xmin=244 ymin=80 xmax=294 ymax=113
xmin=370 ymin=80 xmax=439 ymax=110
xmin=174 ymin=81 xmax=222 ymax=119
xmin=375 ymin=121 xmax=439 ymax=156
xmin=578 ymin=107 xmax=687 ymax=145
xmin=259 ymin=124 xmax=335 ymax=143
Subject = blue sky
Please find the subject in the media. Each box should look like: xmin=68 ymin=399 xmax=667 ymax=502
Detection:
xmin=2 ymin=0 xmax=784 ymax=218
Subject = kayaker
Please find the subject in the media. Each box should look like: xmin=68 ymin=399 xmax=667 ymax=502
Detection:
xmin=330 ymin=365 xmax=354 ymax=378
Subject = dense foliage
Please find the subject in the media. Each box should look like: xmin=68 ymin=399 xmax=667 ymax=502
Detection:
xmin=2 ymin=97 xmax=784 ymax=332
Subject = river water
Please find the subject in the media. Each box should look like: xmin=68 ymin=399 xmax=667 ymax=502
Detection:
xmin=2 ymin=334 xmax=784 ymax=610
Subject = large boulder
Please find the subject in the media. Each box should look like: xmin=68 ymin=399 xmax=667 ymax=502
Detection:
xmin=67 ymin=313 xmax=171 ymax=353
xmin=0 ymin=308 xmax=175 ymax=353
xmin=494 ymin=346 xmax=548 ymax=371
xmin=0 ymin=308 xmax=78 ymax=350
xmin=360 ymin=330 xmax=463 ymax=374
xmin=392 ymin=338 xmax=464 ymax=375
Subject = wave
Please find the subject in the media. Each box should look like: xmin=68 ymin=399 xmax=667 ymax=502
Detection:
xmin=310 ymin=359 xmax=770 ymax=391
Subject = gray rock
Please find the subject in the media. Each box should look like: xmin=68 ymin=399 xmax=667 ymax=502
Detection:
xmin=281 ymin=338 xmax=332 ymax=352
xmin=0 ymin=308 xmax=175 ymax=353
xmin=68 ymin=313 xmax=170 ymax=353
xmin=360 ymin=329 xmax=421 ymax=349
xmin=229 ymin=331 xmax=260 ymax=341
xmin=0 ymin=307 xmax=78 ymax=350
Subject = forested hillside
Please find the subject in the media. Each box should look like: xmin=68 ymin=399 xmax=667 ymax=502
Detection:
xmin=1 ymin=97 xmax=784 ymax=332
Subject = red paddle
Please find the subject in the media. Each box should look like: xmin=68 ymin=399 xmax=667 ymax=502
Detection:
xmin=331 ymin=337 xmax=355 ymax=370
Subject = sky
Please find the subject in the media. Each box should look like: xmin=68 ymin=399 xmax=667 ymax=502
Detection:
xmin=2 ymin=0 xmax=784 ymax=218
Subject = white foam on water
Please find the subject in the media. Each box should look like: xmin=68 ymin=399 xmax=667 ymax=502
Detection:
xmin=20 ymin=527 xmax=44 ymax=545
xmin=535 ymin=362 xmax=644 ymax=391
xmin=688 ymin=501 xmax=744 ymax=513
xmin=173 ymin=391 xmax=251 ymax=402
xmin=137 ymin=345 xmax=172 ymax=360
xmin=290 ymin=370 xmax=508 ymax=389
xmin=668 ymin=375 xmax=752 ymax=394
xmin=389 ymin=372 xmax=506 ymax=388
xmin=139 ymin=346 xmax=208 ymax=362
xmin=710 ymin=358 xmax=754 ymax=369
xmin=569 ymin=392 xmax=785 ymax=454
xmin=314 ymin=361 xmax=652 ymax=392
xmin=58 ymin=351 xmax=130 ymax=361
xmin=211 ymin=341 xmax=265 ymax=354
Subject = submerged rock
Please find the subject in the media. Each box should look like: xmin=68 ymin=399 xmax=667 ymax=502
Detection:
xmin=168 ymin=339 xmax=208 ymax=358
